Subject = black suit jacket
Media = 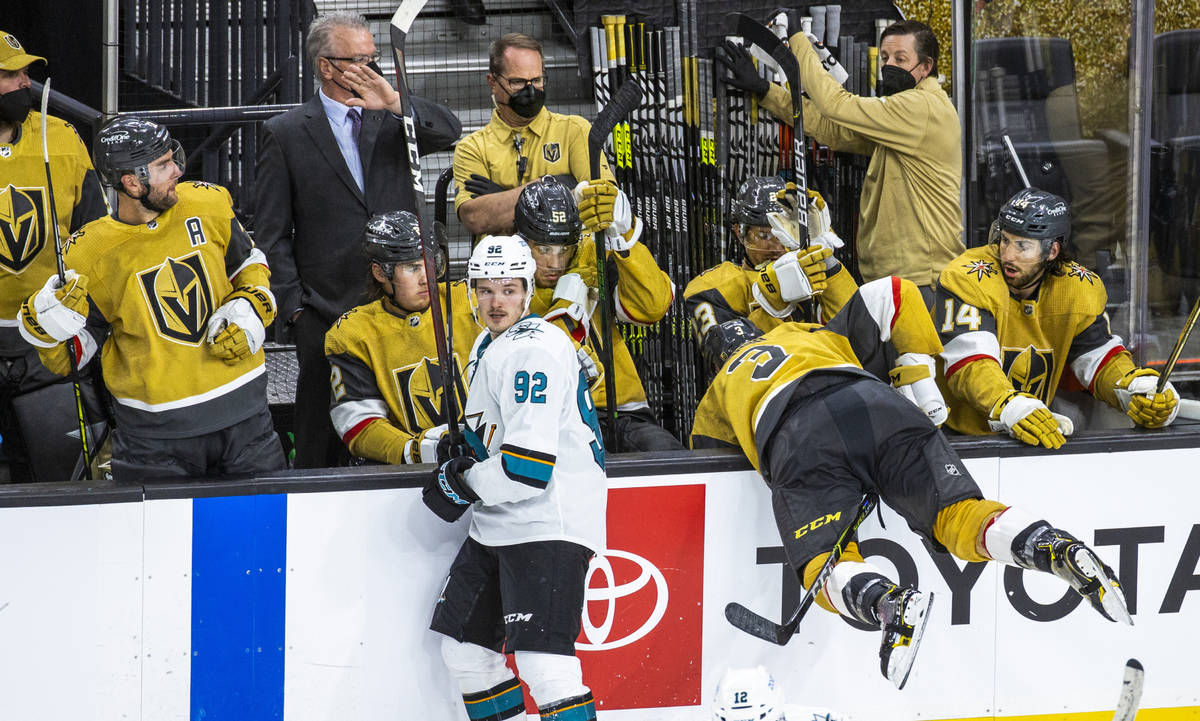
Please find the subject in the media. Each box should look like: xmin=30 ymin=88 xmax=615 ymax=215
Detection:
xmin=254 ymin=93 xmax=460 ymax=327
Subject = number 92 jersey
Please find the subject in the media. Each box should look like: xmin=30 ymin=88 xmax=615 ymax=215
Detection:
xmin=462 ymin=316 xmax=608 ymax=554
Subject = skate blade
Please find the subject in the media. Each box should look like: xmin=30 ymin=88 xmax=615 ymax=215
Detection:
xmin=1074 ymin=549 xmax=1134 ymax=626
xmin=889 ymin=592 xmax=935 ymax=691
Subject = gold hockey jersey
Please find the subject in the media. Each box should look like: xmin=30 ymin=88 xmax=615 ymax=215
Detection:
xmin=531 ymin=238 xmax=673 ymax=411
xmin=692 ymin=276 xmax=941 ymax=469
xmin=61 ymin=182 xmax=271 ymax=438
xmin=934 ymin=244 xmax=1127 ymax=435
xmin=683 ymin=259 xmax=860 ymax=341
xmin=324 ymin=282 xmax=482 ymax=464
xmin=0 ymin=111 xmax=107 ymax=351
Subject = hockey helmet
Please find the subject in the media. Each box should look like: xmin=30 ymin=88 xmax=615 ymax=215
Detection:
xmin=467 ymin=233 xmax=536 ymax=318
xmin=994 ymin=187 xmax=1070 ymax=256
xmin=94 ymin=116 xmax=185 ymax=189
xmin=362 ymin=210 xmax=443 ymax=275
xmin=711 ymin=666 xmax=783 ymax=721
xmin=731 ymin=176 xmax=786 ymax=228
xmin=701 ymin=318 xmax=764 ymax=372
xmin=514 ymin=176 xmax=583 ymax=246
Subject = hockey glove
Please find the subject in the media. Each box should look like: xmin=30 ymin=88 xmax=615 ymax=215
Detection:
xmin=422 ymin=456 xmax=479 ymax=522
xmin=463 ymin=173 xmax=505 ymax=198
xmin=577 ymin=345 xmax=602 ymax=384
xmin=1113 ymin=368 xmax=1179 ymax=428
xmin=988 ymin=391 xmax=1066 ymax=449
xmin=552 ymin=273 xmax=598 ymax=326
xmin=716 ymin=40 xmax=769 ymax=97
xmin=888 ymin=353 xmax=949 ymax=426
xmin=19 ymin=271 xmax=90 ymax=348
xmin=573 ymin=178 xmax=620 ymax=233
xmin=806 ymin=189 xmax=845 ymax=251
xmin=752 ymin=250 xmax=814 ymax=318
xmin=206 ymin=297 xmax=266 ymax=364
xmin=403 ymin=423 xmax=450 ymax=465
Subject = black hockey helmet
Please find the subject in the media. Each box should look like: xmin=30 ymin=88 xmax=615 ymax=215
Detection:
xmin=362 ymin=210 xmax=443 ymax=275
xmin=514 ymin=176 xmax=583 ymax=245
xmin=701 ymin=318 xmax=764 ymax=371
xmin=94 ymin=116 xmax=185 ymax=189
xmin=995 ymin=187 xmax=1070 ymax=256
xmin=731 ymin=176 xmax=786 ymax=227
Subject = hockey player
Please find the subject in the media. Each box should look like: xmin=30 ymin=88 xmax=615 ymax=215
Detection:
xmin=711 ymin=666 xmax=850 ymax=721
xmin=515 ymin=175 xmax=682 ymax=451
xmin=936 ymin=188 xmax=1178 ymax=448
xmin=0 ymin=31 xmax=109 ymax=481
xmin=324 ymin=210 xmax=481 ymax=465
xmin=684 ymin=176 xmax=857 ymax=366
xmin=19 ymin=116 xmax=284 ymax=481
xmin=692 ymin=277 xmax=1131 ymax=689
xmin=421 ymin=233 xmax=606 ymax=720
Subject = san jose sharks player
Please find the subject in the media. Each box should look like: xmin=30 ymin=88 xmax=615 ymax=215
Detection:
xmin=422 ymin=233 xmax=606 ymax=721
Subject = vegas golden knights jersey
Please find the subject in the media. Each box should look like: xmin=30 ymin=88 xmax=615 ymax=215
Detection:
xmin=63 ymin=182 xmax=271 ymax=438
xmin=683 ymin=259 xmax=859 ymax=342
xmin=324 ymin=282 xmax=481 ymax=464
xmin=692 ymin=277 xmax=941 ymax=469
xmin=934 ymin=244 xmax=1127 ymax=435
xmin=531 ymin=239 xmax=673 ymax=412
xmin=0 ymin=112 xmax=107 ymax=352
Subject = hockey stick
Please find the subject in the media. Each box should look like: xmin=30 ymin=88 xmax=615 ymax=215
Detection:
xmin=40 ymin=79 xmax=93 ymax=480
xmin=425 ymin=167 xmax=461 ymax=449
xmin=725 ymin=494 xmax=878 ymax=644
xmin=1002 ymin=134 xmax=1031 ymax=188
xmin=730 ymin=13 xmax=808 ymax=242
xmin=1156 ymin=296 xmax=1200 ymax=393
xmin=588 ymin=78 xmax=643 ymax=453
xmin=1112 ymin=659 xmax=1144 ymax=721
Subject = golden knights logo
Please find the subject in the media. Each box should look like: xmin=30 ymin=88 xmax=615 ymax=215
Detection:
xmin=962 ymin=258 xmax=997 ymax=282
xmin=393 ymin=354 xmax=468 ymax=430
xmin=1064 ymin=263 xmax=1098 ymax=285
xmin=542 ymin=142 xmax=561 ymax=163
xmin=1002 ymin=345 xmax=1055 ymax=401
xmin=137 ymin=252 xmax=215 ymax=345
xmin=0 ymin=184 xmax=48 ymax=273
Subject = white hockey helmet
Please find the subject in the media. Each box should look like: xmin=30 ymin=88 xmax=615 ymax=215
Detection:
xmin=467 ymin=233 xmax=537 ymax=319
xmin=711 ymin=666 xmax=784 ymax=721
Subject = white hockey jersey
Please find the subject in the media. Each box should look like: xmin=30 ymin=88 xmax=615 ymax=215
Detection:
xmin=462 ymin=316 xmax=608 ymax=553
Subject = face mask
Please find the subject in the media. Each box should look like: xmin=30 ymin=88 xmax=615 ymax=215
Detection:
xmin=878 ymin=65 xmax=918 ymax=97
xmin=0 ymin=87 xmax=33 ymax=124
xmin=506 ymin=85 xmax=545 ymax=119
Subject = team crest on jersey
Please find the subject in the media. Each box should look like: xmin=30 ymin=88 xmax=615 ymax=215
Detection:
xmin=1002 ymin=345 xmax=1054 ymax=401
xmin=393 ymin=355 xmax=467 ymax=430
xmin=0 ymin=147 xmax=10 ymax=158
xmin=1064 ymin=263 xmax=1097 ymax=285
xmin=506 ymin=318 xmax=544 ymax=340
xmin=137 ymin=252 xmax=215 ymax=345
xmin=962 ymin=258 xmax=997 ymax=281
xmin=542 ymin=142 xmax=561 ymax=163
xmin=0 ymin=185 xmax=48 ymax=273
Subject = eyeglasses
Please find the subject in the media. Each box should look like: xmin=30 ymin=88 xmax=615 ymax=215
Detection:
xmin=499 ymin=75 xmax=546 ymax=92
xmin=324 ymin=52 xmax=381 ymax=67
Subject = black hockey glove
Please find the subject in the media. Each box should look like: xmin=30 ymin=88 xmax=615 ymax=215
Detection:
xmin=464 ymin=173 xmax=505 ymax=198
xmin=716 ymin=41 xmax=770 ymax=98
xmin=434 ymin=432 xmax=476 ymax=466
xmin=422 ymin=456 xmax=480 ymax=522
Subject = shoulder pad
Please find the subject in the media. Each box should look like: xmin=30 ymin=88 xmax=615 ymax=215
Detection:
xmin=939 ymin=247 xmax=1006 ymax=308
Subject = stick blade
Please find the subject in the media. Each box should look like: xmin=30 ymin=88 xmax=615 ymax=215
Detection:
xmin=589 ymin=79 xmax=643 ymax=147
xmin=724 ymin=602 xmax=794 ymax=646
xmin=1112 ymin=659 xmax=1144 ymax=721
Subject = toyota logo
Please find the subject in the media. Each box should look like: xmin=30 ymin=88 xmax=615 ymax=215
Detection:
xmin=578 ymin=549 xmax=668 ymax=651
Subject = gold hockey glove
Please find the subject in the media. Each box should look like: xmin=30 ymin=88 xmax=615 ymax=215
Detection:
xmin=1114 ymin=368 xmax=1179 ymax=428
xmin=573 ymin=178 xmax=619 ymax=233
xmin=19 ymin=271 xmax=90 ymax=348
xmin=988 ymin=391 xmax=1066 ymax=449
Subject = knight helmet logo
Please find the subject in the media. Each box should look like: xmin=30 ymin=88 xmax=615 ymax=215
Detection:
xmin=542 ymin=142 xmax=561 ymax=163
xmin=137 ymin=252 xmax=215 ymax=345
xmin=0 ymin=185 xmax=48 ymax=274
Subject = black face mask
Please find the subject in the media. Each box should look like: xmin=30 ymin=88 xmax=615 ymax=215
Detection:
xmin=506 ymin=85 xmax=545 ymax=119
xmin=878 ymin=65 xmax=918 ymax=97
xmin=0 ymin=87 xmax=33 ymax=124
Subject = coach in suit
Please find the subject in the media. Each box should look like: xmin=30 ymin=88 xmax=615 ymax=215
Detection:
xmin=255 ymin=11 xmax=460 ymax=468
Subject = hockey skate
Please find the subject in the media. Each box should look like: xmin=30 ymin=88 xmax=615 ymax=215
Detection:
xmin=1030 ymin=529 xmax=1133 ymax=626
xmin=876 ymin=587 xmax=934 ymax=690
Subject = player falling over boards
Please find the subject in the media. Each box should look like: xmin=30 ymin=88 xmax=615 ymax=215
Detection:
xmin=421 ymin=234 xmax=606 ymax=720
xmin=691 ymin=277 xmax=1132 ymax=689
